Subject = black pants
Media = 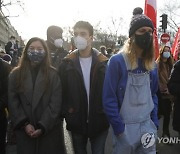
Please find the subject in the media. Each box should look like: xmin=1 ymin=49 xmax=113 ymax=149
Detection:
xmin=0 ymin=116 xmax=7 ymax=154
xmin=162 ymin=98 xmax=172 ymax=136
xmin=173 ymin=99 xmax=180 ymax=133
xmin=71 ymin=130 xmax=108 ymax=154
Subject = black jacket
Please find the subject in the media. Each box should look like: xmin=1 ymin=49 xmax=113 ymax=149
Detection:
xmin=168 ymin=60 xmax=180 ymax=132
xmin=51 ymin=48 xmax=69 ymax=69
xmin=5 ymin=41 xmax=14 ymax=56
xmin=0 ymin=58 xmax=11 ymax=118
xmin=59 ymin=49 xmax=109 ymax=138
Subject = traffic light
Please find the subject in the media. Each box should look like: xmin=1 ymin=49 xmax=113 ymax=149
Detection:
xmin=160 ymin=14 xmax=168 ymax=31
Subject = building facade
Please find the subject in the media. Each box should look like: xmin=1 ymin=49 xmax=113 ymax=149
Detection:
xmin=0 ymin=11 xmax=21 ymax=48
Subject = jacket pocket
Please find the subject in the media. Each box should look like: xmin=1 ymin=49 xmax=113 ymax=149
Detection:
xmin=93 ymin=108 xmax=109 ymax=131
xmin=65 ymin=112 xmax=82 ymax=131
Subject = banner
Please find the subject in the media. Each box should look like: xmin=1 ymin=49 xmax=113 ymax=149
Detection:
xmin=144 ymin=0 xmax=159 ymax=59
xmin=171 ymin=28 xmax=180 ymax=61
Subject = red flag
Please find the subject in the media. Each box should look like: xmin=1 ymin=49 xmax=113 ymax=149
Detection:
xmin=171 ymin=27 xmax=180 ymax=61
xmin=144 ymin=0 xmax=159 ymax=59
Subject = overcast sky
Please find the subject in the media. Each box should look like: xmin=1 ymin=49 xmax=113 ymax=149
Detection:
xmin=2 ymin=0 xmax=166 ymax=41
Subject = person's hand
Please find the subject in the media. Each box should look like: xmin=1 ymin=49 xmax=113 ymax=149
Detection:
xmin=117 ymin=133 xmax=123 ymax=137
xmin=30 ymin=129 xmax=42 ymax=138
xmin=24 ymin=124 xmax=35 ymax=136
xmin=162 ymin=88 xmax=169 ymax=95
xmin=164 ymin=89 xmax=170 ymax=95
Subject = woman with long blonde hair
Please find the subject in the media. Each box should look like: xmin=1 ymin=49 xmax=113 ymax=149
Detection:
xmin=103 ymin=7 xmax=158 ymax=154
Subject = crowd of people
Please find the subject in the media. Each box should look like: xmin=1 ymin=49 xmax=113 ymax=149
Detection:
xmin=0 ymin=6 xmax=180 ymax=154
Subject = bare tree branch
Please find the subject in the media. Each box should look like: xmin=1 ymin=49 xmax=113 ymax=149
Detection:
xmin=168 ymin=22 xmax=178 ymax=32
xmin=168 ymin=16 xmax=179 ymax=29
xmin=1 ymin=0 xmax=25 ymax=17
xmin=160 ymin=0 xmax=180 ymax=32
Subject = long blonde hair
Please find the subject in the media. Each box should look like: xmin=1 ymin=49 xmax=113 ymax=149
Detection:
xmin=122 ymin=36 xmax=155 ymax=71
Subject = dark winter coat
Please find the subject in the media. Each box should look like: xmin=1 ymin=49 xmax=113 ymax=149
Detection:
xmin=51 ymin=48 xmax=69 ymax=69
xmin=0 ymin=59 xmax=11 ymax=154
xmin=0 ymin=58 xmax=11 ymax=118
xmin=8 ymin=67 xmax=65 ymax=154
xmin=5 ymin=41 xmax=14 ymax=56
xmin=59 ymin=49 xmax=109 ymax=138
xmin=168 ymin=60 xmax=180 ymax=132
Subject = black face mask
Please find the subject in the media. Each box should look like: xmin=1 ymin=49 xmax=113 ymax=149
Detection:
xmin=135 ymin=32 xmax=153 ymax=51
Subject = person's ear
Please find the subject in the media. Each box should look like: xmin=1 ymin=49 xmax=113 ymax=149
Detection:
xmin=90 ymin=35 xmax=93 ymax=41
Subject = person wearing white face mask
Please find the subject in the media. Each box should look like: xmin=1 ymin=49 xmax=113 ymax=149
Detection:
xmin=46 ymin=25 xmax=68 ymax=69
xmin=59 ymin=21 xmax=109 ymax=154
xmin=46 ymin=26 xmax=67 ymax=153
xmin=156 ymin=43 xmax=174 ymax=139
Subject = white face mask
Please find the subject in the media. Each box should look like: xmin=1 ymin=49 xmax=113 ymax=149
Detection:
xmin=74 ymin=36 xmax=88 ymax=51
xmin=54 ymin=39 xmax=63 ymax=48
xmin=11 ymin=39 xmax=16 ymax=44
xmin=163 ymin=51 xmax=170 ymax=59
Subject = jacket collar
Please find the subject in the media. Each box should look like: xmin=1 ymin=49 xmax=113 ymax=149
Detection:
xmin=23 ymin=68 xmax=46 ymax=110
xmin=63 ymin=48 xmax=108 ymax=77
xmin=64 ymin=48 xmax=108 ymax=63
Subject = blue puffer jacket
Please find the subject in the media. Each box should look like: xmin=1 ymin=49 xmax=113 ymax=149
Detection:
xmin=103 ymin=53 xmax=158 ymax=135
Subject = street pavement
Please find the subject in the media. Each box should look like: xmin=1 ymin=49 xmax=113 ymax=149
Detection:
xmin=156 ymin=115 xmax=180 ymax=154
xmin=6 ymin=117 xmax=180 ymax=154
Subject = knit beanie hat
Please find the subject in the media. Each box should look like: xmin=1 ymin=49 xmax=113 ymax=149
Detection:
xmin=129 ymin=7 xmax=154 ymax=37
